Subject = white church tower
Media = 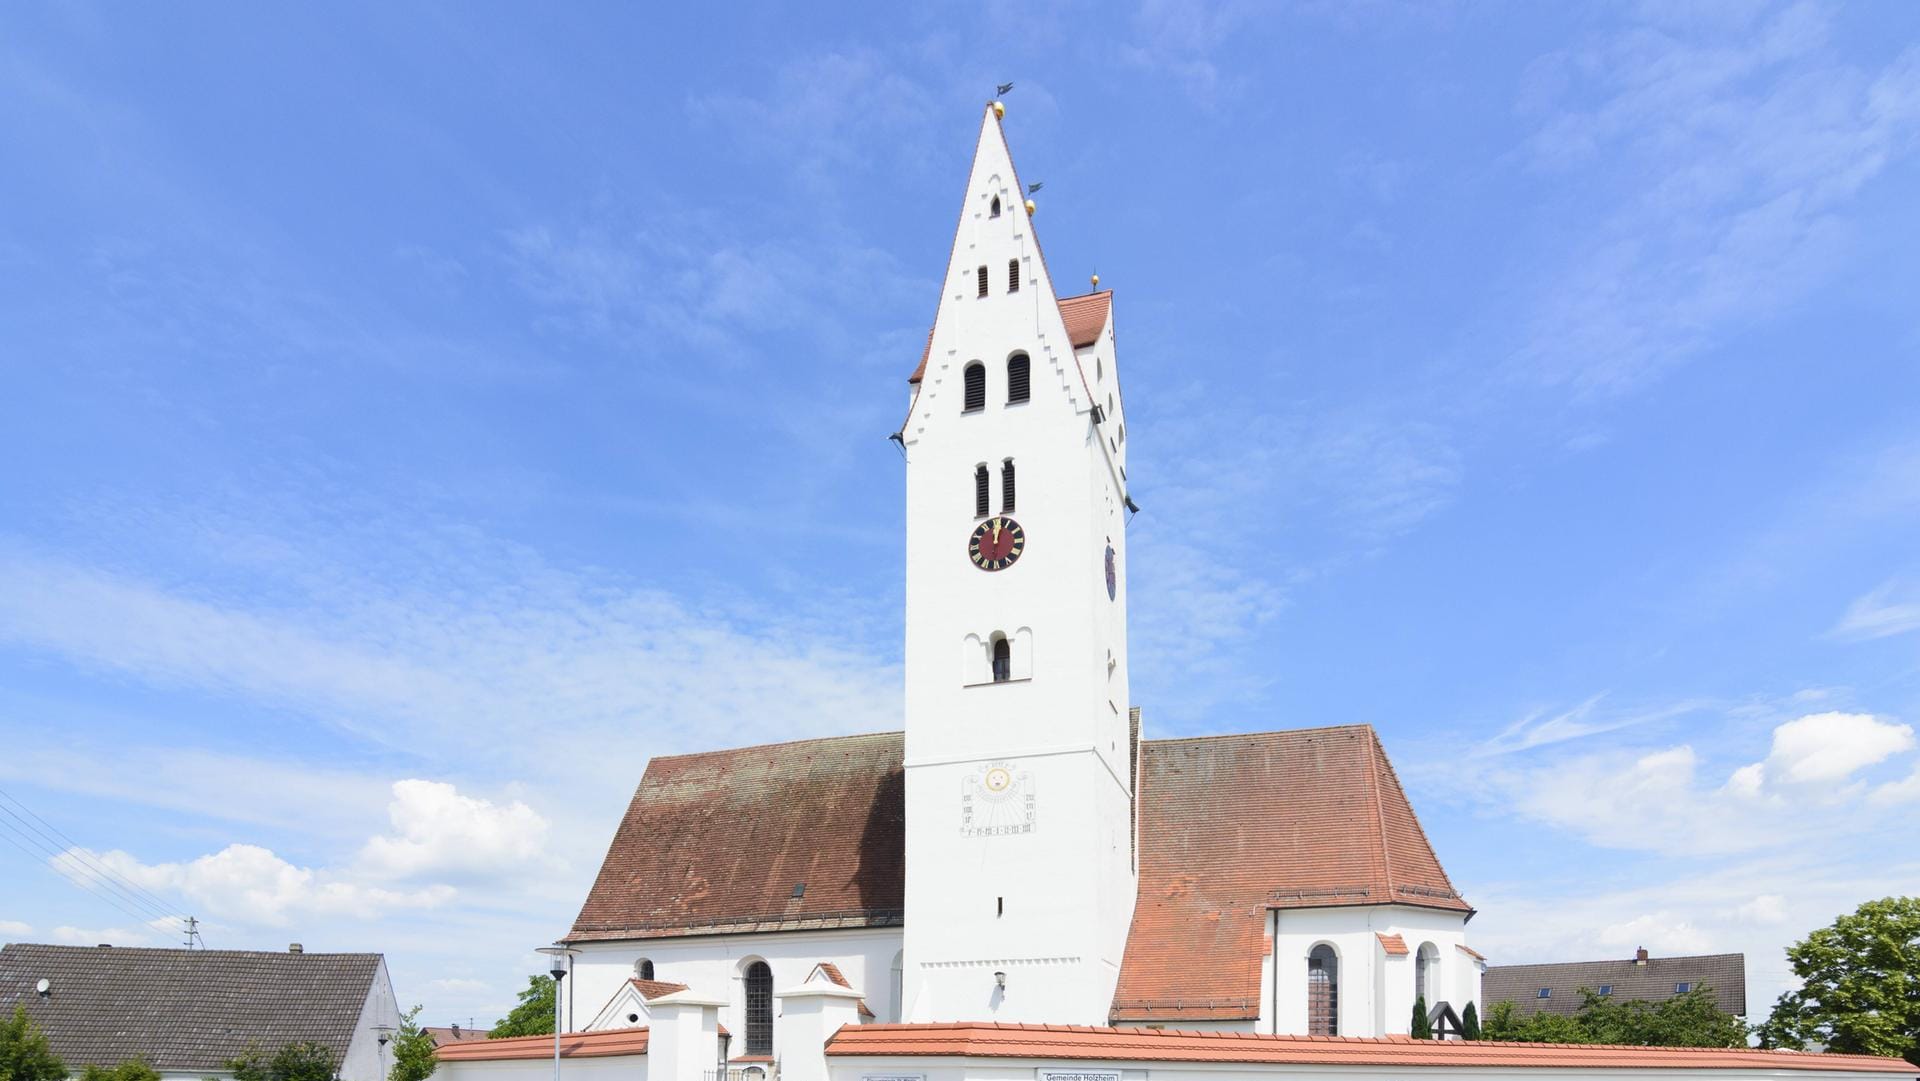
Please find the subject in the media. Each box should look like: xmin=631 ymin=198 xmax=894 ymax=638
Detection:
xmin=898 ymin=103 xmax=1136 ymax=1025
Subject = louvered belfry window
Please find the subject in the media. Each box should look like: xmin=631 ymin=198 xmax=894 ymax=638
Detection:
xmin=1008 ymin=259 xmax=1020 ymax=292
xmin=974 ymin=464 xmax=990 ymax=517
xmin=744 ymin=961 xmax=773 ymax=1055
xmin=963 ymin=363 xmax=986 ymax=412
xmin=977 ymin=265 xmax=989 ymax=296
xmin=1007 ymin=353 xmax=1030 ymax=404
xmin=1001 ymin=459 xmax=1016 ymax=513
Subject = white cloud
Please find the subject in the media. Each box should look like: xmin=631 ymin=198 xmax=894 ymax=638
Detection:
xmin=51 ymin=925 xmax=155 ymax=946
xmin=1831 ymin=579 xmax=1920 ymax=641
xmin=1733 ymin=711 xmax=1914 ymax=791
xmin=1595 ymin=912 xmax=1711 ymax=955
xmin=54 ymin=845 xmax=454 ymax=928
xmin=0 ymin=919 xmax=31 ymax=936
xmin=1722 ymin=894 xmax=1790 ymax=925
xmin=357 ymin=780 xmax=552 ymax=881
xmin=1477 ymin=695 xmax=1709 ymax=757
xmin=1869 ymin=764 xmax=1920 ymax=806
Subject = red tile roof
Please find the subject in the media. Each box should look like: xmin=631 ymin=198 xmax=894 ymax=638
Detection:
xmin=812 ymin=962 xmax=876 ymax=1019
xmin=1457 ymin=943 xmax=1488 ymax=961
xmin=1111 ymin=726 xmax=1469 ymax=1022
xmin=824 ymin=1023 xmax=1912 ymax=1073
xmin=908 ymin=293 xmax=1110 ymax=385
xmin=568 ymin=733 xmax=904 ymax=941
xmin=436 ymin=1029 xmax=649 ymax=1061
xmin=423 ymin=1026 xmax=490 ymax=1046
xmin=630 ymin=978 xmax=690 ymax=1000
xmin=1377 ymin=932 xmax=1410 ymax=956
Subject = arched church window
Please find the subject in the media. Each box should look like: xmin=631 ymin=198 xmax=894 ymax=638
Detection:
xmin=1001 ymin=459 xmax=1016 ymax=513
xmin=1416 ymin=943 xmax=1438 ymax=1007
xmin=990 ymin=195 xmax=1001 ymax=218
xmin=1308 ymin=944 xmax=1339 ymax=1036
xmin=963 ymin=363 xmax=986 ymax=413
xmin=991 ymin=636 xmax=1011 ymax=683
xmin=1007 ymin=353 xmax=1030 ymax=404
xmin=744 ymin=960 xmax=773 ymax=1055
xmin=976 ymin=265 xmax=989 ymax=297
xmin=1008 ymin=259 xmax=1020 ymax=293
xmin=635 ymin=958 xmax=654 ymax=981
xmin=974 ymin=464 xmax=990 ymax=518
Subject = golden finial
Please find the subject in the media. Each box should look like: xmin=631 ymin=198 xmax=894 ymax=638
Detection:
xmin=992 ymin=100 xmax=1005 ymax=119
xmin=1091 ymin=273 xmax=1100 ymax=288
xmin=1024 ymin=198 xmax=1036 ymax=216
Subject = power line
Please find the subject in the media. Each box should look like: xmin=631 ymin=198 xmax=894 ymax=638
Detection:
xmin=0 ymin=819 xmax=175 ymax=932
xmin=0 ymin=804 xmax=181 ymax=926
xmin=0 ymin=786 xmax=185 ymax=917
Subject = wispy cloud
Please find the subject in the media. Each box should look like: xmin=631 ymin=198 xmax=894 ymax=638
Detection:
xmin=1830 ymin=578 xmax=1920 ymax=641
xmin=1474 ymin=695 xmax=1710 ymax=757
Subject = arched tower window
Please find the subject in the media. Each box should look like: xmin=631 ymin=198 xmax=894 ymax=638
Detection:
xmin=963 ymin=363 xmax=985 ymax=413
xmin=744 ymin=960 xmax=773 ymax=1055
xmin=1007 ymin=353 xmax=1030 ymax=404
xmin=989 ymin=195 xmax=1001 ymax=218
xmin=991 ymin=635 xmax=1011 ymax=683
xmin=1007 ymin=259 xmax=1020 ymax=292
xmin=1308 ymin=944 xmax=1339 ymax=1036
xmin=635 ymin=958 xmax=654 ymax=981
xmin=974 ymin=464 xmax=989 ymax=518
xmin=1001 ymin=459 xmax=1016 ymax=513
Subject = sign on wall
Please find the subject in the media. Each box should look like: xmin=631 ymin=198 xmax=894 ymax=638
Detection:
xmin=863 ymin=1074 xmax=926 ymax=1081
xmin=1037 ymin=1071 xmax=1123 ymax=1081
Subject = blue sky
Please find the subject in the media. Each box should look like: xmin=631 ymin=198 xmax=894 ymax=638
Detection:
xmin=3 ymin=0 xmax=1919 ymax=1028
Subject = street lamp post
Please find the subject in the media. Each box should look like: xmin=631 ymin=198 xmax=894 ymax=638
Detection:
xmin=534 ymin=945 xmax=580 ymax=1081
xmin=373 ymin=1025 xmax=395 ymax=1081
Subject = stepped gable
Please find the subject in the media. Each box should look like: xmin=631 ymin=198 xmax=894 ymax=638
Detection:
xmin=1111 ymin=725 xmax=1469 ymax=1023
xmin=567 ymin=732 xmax=905 ymax=941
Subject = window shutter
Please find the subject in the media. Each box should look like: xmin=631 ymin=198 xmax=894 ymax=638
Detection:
xmin=977 ymin=265 xmax=989 ymax=296
xmin=963 ymin=364 xmax=986 ymax=412
xmin=1001 ymin=459 xmax=1016 ymax=513
xmin=1008 ymin=259 xmax=1020 ymax=292
xmin=1007 ymin=354 xmax=1030 ymax=404
xmin=974 ymin=465 xmax=990 ymax=517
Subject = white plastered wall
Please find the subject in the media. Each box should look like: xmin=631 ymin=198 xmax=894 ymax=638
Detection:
xmin=338 ymin=957 xmax=402 ymax=1081
xmin=1266 ymin=906 xmax=1477 ymax=1038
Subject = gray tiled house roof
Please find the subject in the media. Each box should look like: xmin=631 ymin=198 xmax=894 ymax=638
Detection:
xmin=0 ymin=944 xmax=383 ymax=1073
xmin=1484 ymin=952 xmax=1746 ymax=1018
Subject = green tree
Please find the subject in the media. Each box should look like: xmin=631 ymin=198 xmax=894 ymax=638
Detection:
xmin=389 ymin=1006 xmax=437 ymax=1081
xmin=0 ymin=1006 xmax=67 ymax=1081
xmin=1483 ymin=987 xmax=1743 ymax=1047
xmin=226 ymin=1041 xmax=337 ymax=1081
xmin=80 ymin=1059 xmax=162 ymax=1081
xmin=489 ymin=976 xmax=557 ymax=1039
xmin=1758 ymin=896 xmax=1920 ymax=1066
xmin=1461 ymin=1001 xmax=1482 ymax=1041
xmin=1411 ymin=996 xmax=1432 ymax=1039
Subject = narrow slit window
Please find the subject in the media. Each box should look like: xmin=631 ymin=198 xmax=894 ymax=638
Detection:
xmin=990 ymin=195 xmax=1001 ymax=218
xmin=1001 ymin=459 xmax=1016 ymax=513
xmin=1007 ymin=259 xmax=1020 ymax=292
xmin=977 ymin=265 xmax=989 ymax=297
xmin=1007 ymin=353 xmax=1030 ymax=404
xmin=974 ymin=465 xmax=990 ymax=518
xmin=963 ymin=363 xmax=985 ymax=412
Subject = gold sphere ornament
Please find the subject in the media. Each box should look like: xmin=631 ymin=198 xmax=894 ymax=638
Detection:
xmin=1024 ymin=198 xmax=1036 ymax=215
xmin=992 ymin=101 xmax=1005 ymax=119
xmin=1091 ymin=273 xmax=1100 ymax=288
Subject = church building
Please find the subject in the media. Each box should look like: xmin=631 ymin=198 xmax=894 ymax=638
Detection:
xmin=552 ymin=98 xmax=1475 ymax=1053
xmin=438 ymin=103 xmax=1910 ymax=1081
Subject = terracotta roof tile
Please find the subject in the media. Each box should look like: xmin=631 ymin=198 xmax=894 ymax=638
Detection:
xmin=1056 ymin=291 xmax=1111 ymax=350
xmin=811 ymin=962 xmax=875 ymax=1019
xmin=1111 ymin=726 xmax=1469 ymax=1022
xmin=1457 ymin=943 xmax=1487 ymax=961
xmin=437 ymin=1029 xmax=648 ymax=1062
xmin=567 ymin=733 xmax=904 ymax=941
xmin=825 ymin=1023 xmax=1911 ymax=1072
xmin=630 ymin=978 xmax=690 ymax=1000
xmin=1377 ymin=933 xmax=1409 ymax=956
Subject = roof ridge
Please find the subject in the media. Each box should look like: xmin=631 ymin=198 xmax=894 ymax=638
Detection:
xmin=1142 ymin=724 xmax=1374 ymax=748
xmin=1366 ymin=729 xmax=1464 ymax=903
xmin=1489 ymin=952 xmax=1745 ymax=968
xmin=646 ymin=730 xmax=903 ymax=764
xmin=1364 ymin=727 xmax=1394 ymax=893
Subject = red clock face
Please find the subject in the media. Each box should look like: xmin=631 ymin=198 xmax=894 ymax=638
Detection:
xmin=969 ymin=516 xmax=1026 ymax=571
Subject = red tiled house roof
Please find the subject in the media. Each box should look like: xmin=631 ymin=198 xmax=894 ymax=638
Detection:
xmin=568 ymin=733 xmax=905 ymax=941
xmin=437 ymin=1030 xmax=650 ymax=1061
xmin=568 ymin=726 xmax=1466 ymax=1025
xmin=825 ymin=1023 xmax=1912 ymax=1073
xmin=630 ymin=978 xmax=691 ymax=999
xmin=1113 ymin=726 xmax=1469 ymax=1023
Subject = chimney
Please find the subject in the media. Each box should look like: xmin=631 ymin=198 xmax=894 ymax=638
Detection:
xmin=451 ymin=1024 xmax=462 ymax=1039
xmin=289 ymin=943 xmax=304 ymax=954
xmin=1634 ymin=947 xmax=1649 ymax=965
